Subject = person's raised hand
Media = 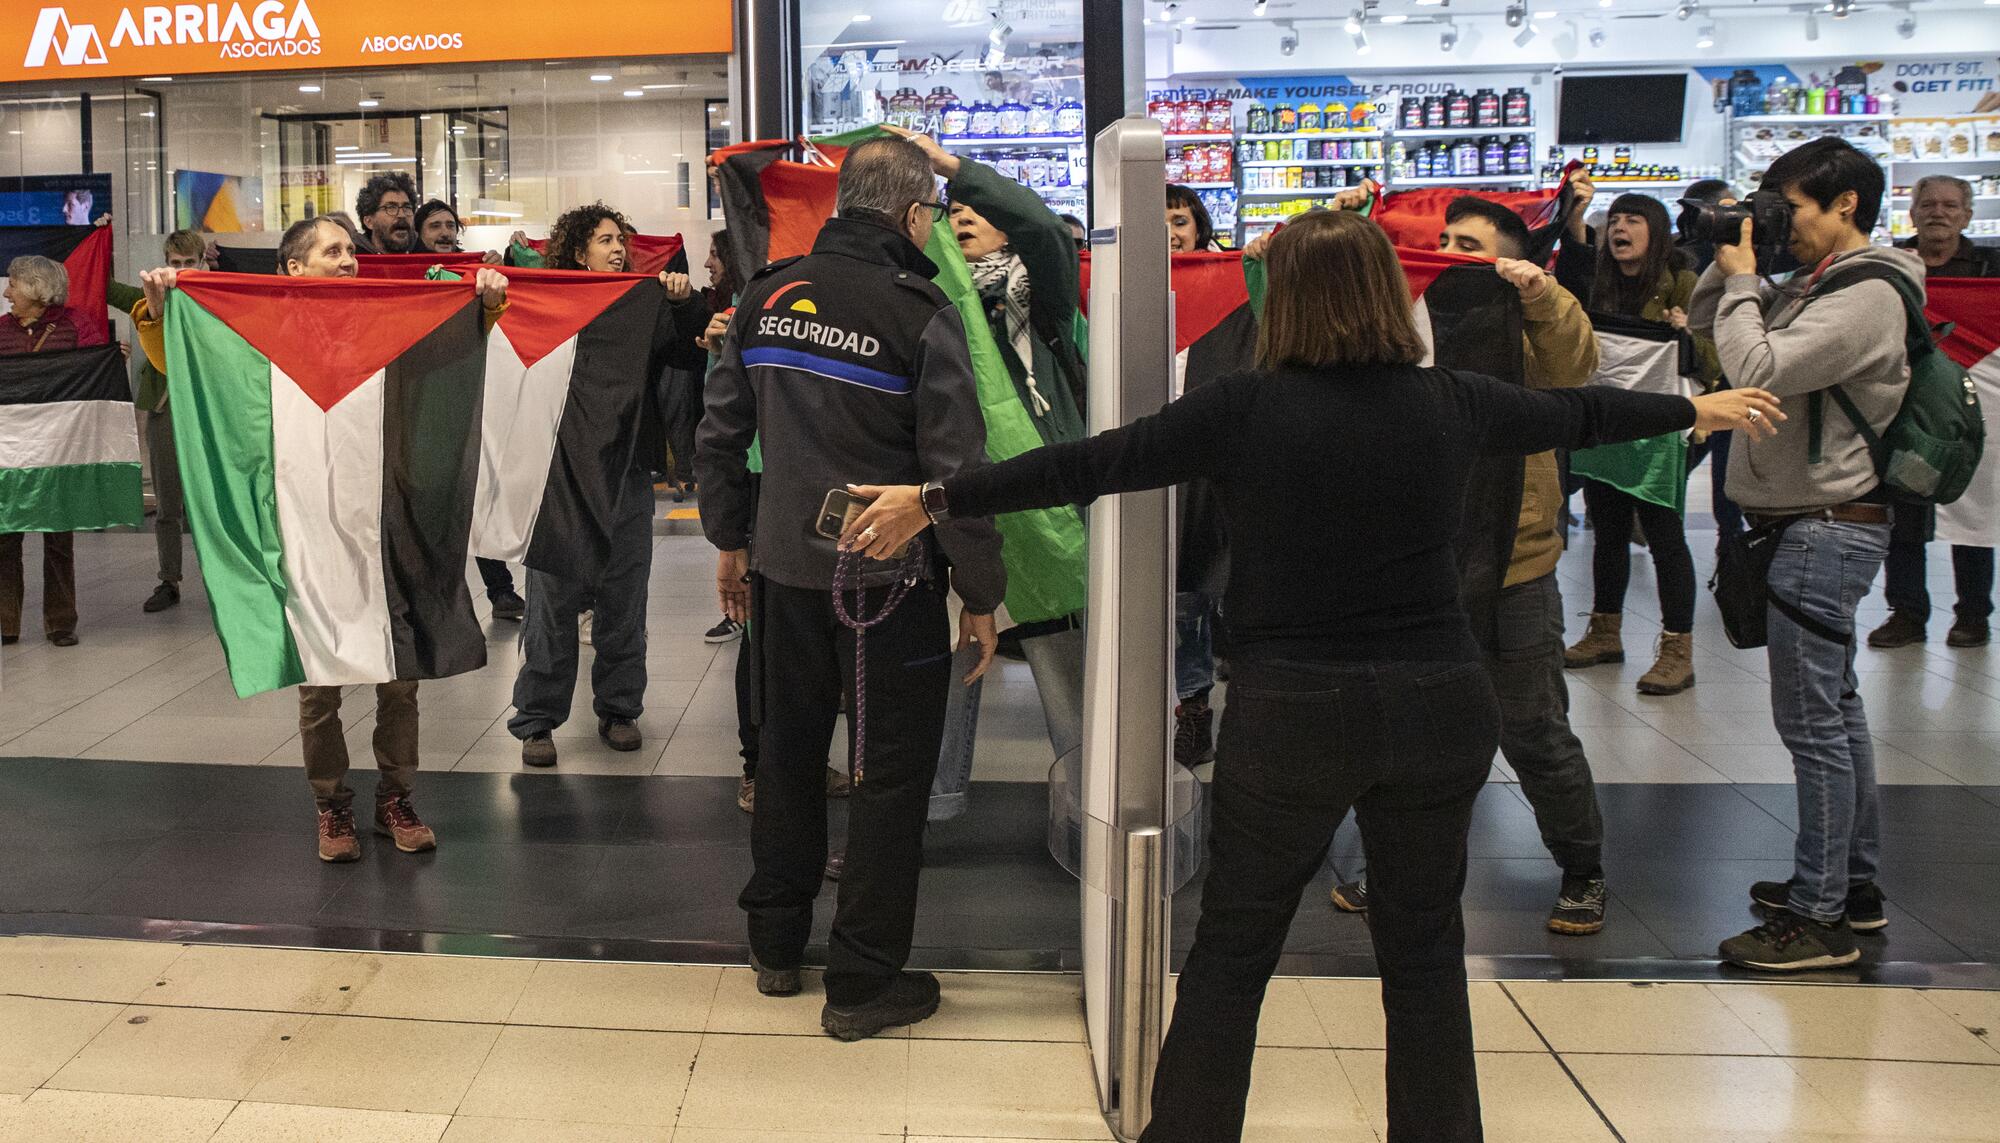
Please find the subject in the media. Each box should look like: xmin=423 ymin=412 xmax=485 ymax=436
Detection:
xmin=1692 ymin=387 xmax=1784 ymax=441
xmin=881 ymin=123 xmax=962 ymax=179
xmin=1566 ymin=171 xmax=1596 ymax=241
xmin=696 ymin=309 xmax=732 ymax=353
xmin=1715 ymin=217 xmax=1758 ymax=279
xmin=839 ymin=484 xmax=929 ymax=561
xmin=1243 ymin=231 xmax=1274 ymax=261
xmin=660 ymin=271 xmax=694 ymax=302
xmin=1494 ymin=257 xmax=1553 ymax=302
xmin=1331 ymin=179 xmax=1378 ymax=213
xmin=1666 ymin=306 xmax=1689 ymax=330
xmin=139 ymin=267 xmax=181 ymax=319
xmin=959 ymin=610 xmax=997 ymax=684
xmin=93 ymin=213 xmax=113 ymax=228
xmin=474 ymin=267 xmax=509 ymax=310
xmin=716 ymin=548 xmax=750 ymax=622
xmin=480 ymin=248 xmax=505 ymax=265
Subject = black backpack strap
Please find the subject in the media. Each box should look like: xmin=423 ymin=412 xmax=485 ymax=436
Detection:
xmin=1802 ymin=262 xmax=1928 ymax=466
xmin=1766 ymin=587 xmax=1854 ymax=645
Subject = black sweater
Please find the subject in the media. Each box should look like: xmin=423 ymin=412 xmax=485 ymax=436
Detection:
xmin=945 ymin=363 xmax=1696 ymax=663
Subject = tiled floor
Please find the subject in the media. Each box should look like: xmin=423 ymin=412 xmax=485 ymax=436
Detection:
xmin=1 ymin=936 xmax=1997 ymax=1143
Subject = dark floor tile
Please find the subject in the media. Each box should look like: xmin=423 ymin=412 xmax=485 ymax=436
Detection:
xmin=611 ymin=776 xmax=760 ymax=846
xmin=312 ymin=840 xmax=611 ymax=938
xmin=1329 ymin=785 xmax=1555 ymax=862
xmin=420 ymin=772 xmax=646 ymax=847
xmin=1970 ymin=786 xmax=2000 ymax=810
xmin=1597 ymin=785 xmax=1799 ymax=861
xmin=1460 ymin=900 xmax=1675 ymax=959
xmin=1872 ymin=861 xmax=2000 ymax=960
xmin=0 ymin=835 xmax=158 ymax=912
xmin=1731 ymin=783 xmax=2000 ymax=865
xmin=925 ymin=782 xmax=1061 ymax=859
xmin=1733 ymin=783 xmax=1798 ymax=823
xmin=915 ymin=909 xmax=1076 ymax=952
xmin=563 ymin=845 xmax=758 ymax=938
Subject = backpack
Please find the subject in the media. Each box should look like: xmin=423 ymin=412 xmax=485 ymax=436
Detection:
xmin=1807 ymin=263 xmax=1983 ymax=505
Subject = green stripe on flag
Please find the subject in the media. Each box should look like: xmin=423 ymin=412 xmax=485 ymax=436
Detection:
xmin=0 ymin=464 xmax=141 ymax=532
xmin=1570 ymin=434 xmax=1688 ymax=513
xmin=163 ymin=291 xmax=305 ymax=697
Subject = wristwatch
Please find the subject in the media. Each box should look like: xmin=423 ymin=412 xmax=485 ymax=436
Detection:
xmin=920 ymin=480 xmax=951 ymax=525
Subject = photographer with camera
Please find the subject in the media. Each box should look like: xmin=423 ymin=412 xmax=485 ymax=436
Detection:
xmin=1688 ymin=137 xmax=1922 ymax=972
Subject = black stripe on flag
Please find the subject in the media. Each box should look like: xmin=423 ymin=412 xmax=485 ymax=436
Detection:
xmin=0 ymin=343 xmax=130 ymax=405
xmin=0 ymin=225 xmax=93 ymax=266
xmin=1179 ymin=302 xmax=1259 ymax=597
xmin=381 ymin=298 xmax=488 ymax=682
xmin=1588 ymin=309 xmax=1697 ymax=376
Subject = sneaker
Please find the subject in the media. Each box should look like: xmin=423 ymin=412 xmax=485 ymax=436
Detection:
xmin=49 ymin=631 xmax=77 ymax=647
xmin=750 ymin=951 xmax=801 ymax=997
xmin=522 ymin=732 xmax=558 ymax=768
xmin=705 ymin=616 xmax=743 ymax=644
xmin=1867 ymin=610 xmax=1927 ymax=649
xmin=1174 ymin=698 xmax=1215 ymax=768
xmin=1548 ymin=876 xmax=1607 ymax=935
xmin=374 ymin=795 xmax=437 ymax=853
xmin=142 ymin=582 xmax=180 ymax=613
xmin=822 ymin=971 xmax=941 ymax=1041
xmin=1330 ymin=877 xmax=1369 ymax=913
xmin=490 ymin=588 xmax=526 ymax=621
xmin=823 ymin=851 xmax=845 ymax=881
xmin=1720 ymin=911 xmax=1861 ymax=972
xmin=578 ymin=610 xmax=594 ymax=646
xmin=599 ymin=717 xmax=642 ymax=751
xmin=737 ymin=776 xmax=755 ymax=814
xmin=317 ymin=805 xmax=360 ymax=863
xmin=1750 ymin=880 xmax=1888 ymax=932
xmin=826 ymin=766 xmax=852 ymax=798
xmin=1948 ymin=619 xmax=1990 ymax=648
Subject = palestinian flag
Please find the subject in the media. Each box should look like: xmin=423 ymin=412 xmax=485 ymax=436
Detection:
xmin=0 ymin=226 xmax=112 ymax=347
xmin=1368 ymin=163 xmax=1585 ymax=263
xmin=0 ymin=344 xmax=141 ymax=532
xmin=357 ymin=252 xmax=489 ymax=280
xmin=214 ymin=245 xmax=278 ymax=275
xmin=1930 ymin=279 xmax=2000 ymax=548
xmin=509 ymin=234 xmax=687 ymax=275
xmin=469 ymin=267 xmax=664 ymax=580
xmin=161 ymin=273 xmax=488 ymax=698
xmin=1569 ymin=313 xmax=1698 ymax=512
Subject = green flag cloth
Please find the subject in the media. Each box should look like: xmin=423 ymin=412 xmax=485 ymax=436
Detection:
xmin=1571 ymin=434 xmax=1689 ymax=513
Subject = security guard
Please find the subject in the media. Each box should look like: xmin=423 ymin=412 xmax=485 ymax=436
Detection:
xmin=696 ymin=135 xmax=1006 ymax=1042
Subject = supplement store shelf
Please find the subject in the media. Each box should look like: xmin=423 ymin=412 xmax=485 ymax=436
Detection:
xmin=940 ymin=135 xmax=1085 ymax=148
xmin=1890 ymin=157 xmax=2000 ymax=165
xmin=1178 ymin=181 xmax=1238 ymax=190
xmin=1165 ymin=132 xmax=1235 ymax=143
xmin=1392 ymin=175 xmax=1539 ymax=187
xmin=1393 ymin=124 xmax=1535 ymax=138
xmin=1241 ymin=158 xmax=1382 ymax=168
xmin=1893 ymin=193 xmax=2000 ymax=202
xmin=1239 ymin=131 xmax=1385 ymax=142
xmin=1240 ymin=187 xmax=1360 ymax=197
xmin=1734 ymin=113 xmax=1894 ymax=124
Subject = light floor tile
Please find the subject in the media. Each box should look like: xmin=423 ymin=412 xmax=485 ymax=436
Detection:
xmin=1710 ymin=983 xmax=1999 ymax=1064
xmin=1920 ymin=989 xmax=2000 ymax=1059
xmin=453 ymin=734 xmax=667 ymax=775
xmin=1568 ymin=727 xmax=1729 ymax=783
xmin=47 ymin=1004 xmax=307 ymax=1100
xmin=506 ymin=960 xmax=720 ymax=1032
xmin=442 ymin=1118 xmax=671 ymax=1143
xmin=147 ymin=944 xmax=368 ymax=1013
xmin=211 ymin=1101 xmax=451 ymax=1143
xmin=704 ymin=967 xmax=886 ymax=1037
xmin=1298 ymin=979 xmax=1544 ymax=1052
xmin=1563 ymin=1053 xmax=1853 ymax=1143
xmin=80 ymin=714 xmax=301 ymax=764
xmin=0 ymin=1088 xmax=234 ymax=1143
xmin=1786 ymin=1057 xmax=2000 ymax=1138
xmin=1339 ymin=1049 xmax=1615 ymax=1143
xmin=0 ymin=730 xmax=109 ymax=758
xmin=678 ymin=1033 xmax=907 ymax=1135
xmin=456 ymin=1025 xmax=699 ymax=1127
xmin=904 ymin=1039 xmax=1102 ymax=1139
xmin=1234 ymin=1046 xmax=1378 ymax=1142
xmin=1253 ymin=978 xmax=1332 ymax=1047
xmin=674 ymin=1133 xmax=898 ymax=1143
xmin=909 ymin=973 xmax=1083 ymax=1043
xmin=0 ymin=936 xmax=184 ymax=1003
xmin=245 ymin=1014 xmax=500 ymax=1115
xmin=905 ymin=1139 xmax=1105 ymax=1143
xmin=1505 ymin=981 xmax=1771 ymax=1056
xmin=326 ymin=953 xmax=538 ymax=1024
xmin=0 ymin=997 xmax=123 ymax=1095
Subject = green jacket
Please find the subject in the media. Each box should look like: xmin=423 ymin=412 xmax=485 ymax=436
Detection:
xmin=108 ymin=280 xmax=169 ymax=412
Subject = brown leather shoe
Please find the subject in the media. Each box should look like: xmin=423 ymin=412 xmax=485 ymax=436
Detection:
xmin=317 ymin=805 xmax=360 ymax=863
xmin=1565 ymin=612 xmax=1624 ymax=668
xmin=374 ymin=795 xmax=437 ymax=854
xmin=1636 ymin=631 xmax=1696 ymax=695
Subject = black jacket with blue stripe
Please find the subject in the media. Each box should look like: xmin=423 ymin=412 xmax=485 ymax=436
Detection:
xmin=695 ymin=216 xmax=1007 ymax=614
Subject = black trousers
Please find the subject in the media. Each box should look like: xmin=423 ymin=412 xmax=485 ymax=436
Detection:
xmin=475 ymin=557 xmax=515 ymax=598
xmin=1884 ymin=503 xmax=1996 ymax=623
xmin=1581 ymin=478 xmax=1696 ymax=632
xmin=1143 ymin=658 xmax=1497 ymax=1143
xmin=1484 ymin=573 xmax=1603 ymax=880
xmin=740 ymin=576 xmax=953 ymax=1006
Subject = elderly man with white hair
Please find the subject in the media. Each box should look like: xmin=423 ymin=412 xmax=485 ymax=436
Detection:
xmin=0 ymin=254 xmax=82 ymax=646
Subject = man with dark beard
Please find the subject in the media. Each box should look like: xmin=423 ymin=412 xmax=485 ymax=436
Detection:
xmin=355 ymin=172 xmax=418 ymax=254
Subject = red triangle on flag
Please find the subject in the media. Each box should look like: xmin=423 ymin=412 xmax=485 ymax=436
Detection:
xmin=1928 ymin=279 xmax=2000 ymax=372
xmin=485 ymin=267 xmax=653 ymax=369
xmin=522 ymin=233 xmax=686 ymax=275
xmin=176 ymin=272 xmax=478 ymax=412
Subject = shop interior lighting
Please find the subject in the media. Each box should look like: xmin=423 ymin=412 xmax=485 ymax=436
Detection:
xmin=851 ymin=12 xmax=870 ymax=20
xmin=1277 ymin=19 xmax=1299 ymax=53
xmin=1504 ymin=2 xmax=1527 ymax=27
xmin=1416 ymin=0 xmax=1448 ymax=6
xmin=297 ymin=84 xmax=321 ymax=93
xmin=1803 ymin=6 xmax=1820 ymax=37
xmin=1893 ymin=2 xmax=1915 ymax=35
xmin=1380 ymin=13 xmax=1408 ymax=23
xmin=1439 ymin=19 xmax=1459 ymax=49
xmin=623 ymin=89 xmax=644 ymax=97
xmin=1252 ymin=0 xmax=1267 ymax=14
xmin=335 ymin=145 xmax=358 ymax=151
xmin=139 ymin=76 xmax=172 ymax=82
xmin=1533 ymin=9 xmax=1556 ymax=17
xmin=1344 ymin=8 xmax=1364 ymax=33
xmin=1674 ymin=0 xmax=1697 ymax=17
xmin=1827 ymin=0 xmax=1852 ymax=17
xmin=1352 ymin=26 xmax=1371 ymax=52
xmin=1589 ymin=25 xmax=1607 ymax=44
xmin=1694 ymin=21 xmax=1716 ymax=46
xmin=590 ymin=74 xmax=613 ymax=82
xmin=358 ymin=99 xmax=379 ymax=108
xmin=1514 ymin=19 xmax=1538 ymax=43
xmin=641 ymin=84 xmax=687 ymax=90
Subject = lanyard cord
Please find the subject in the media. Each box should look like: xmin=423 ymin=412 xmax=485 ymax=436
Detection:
xmin=831 ymin=537 xmax=928 ymax=785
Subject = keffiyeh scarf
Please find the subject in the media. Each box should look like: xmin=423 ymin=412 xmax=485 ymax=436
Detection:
xmin=968 ymin=249 xmax=1051 ymax=417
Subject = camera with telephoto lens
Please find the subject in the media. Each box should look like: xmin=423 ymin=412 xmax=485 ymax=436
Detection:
xmin=1677 ymin=189 xmax=1793 ymax=253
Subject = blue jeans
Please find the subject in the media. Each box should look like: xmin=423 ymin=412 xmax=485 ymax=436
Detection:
xmin=1175 ymin=592 xmax=1217 ymax=702
xmin=1766 ymin=518 xmax=1888 ymax=922
xmin=927 ymin=622 xmax=1085 ymax=822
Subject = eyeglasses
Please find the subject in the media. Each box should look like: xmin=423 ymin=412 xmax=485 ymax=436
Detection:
xmin=912 ymin=200 xmax=949 ymax=222
xmin=374 ymin=202 xmax=415 ymax=217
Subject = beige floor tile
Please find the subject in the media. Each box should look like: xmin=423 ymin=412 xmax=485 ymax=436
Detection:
xmin=1341 ymin=1050 xmax=1615 ymax=1143
xmin=1787 ymin=1057 xmax=2000 ymax=1139
xmin=0 ymin=936 xmax=184 ymax=1003
xmin=245 ymin=1014 xmax=500 ymax=1115
xmin=1297 ymin=979 xmax=1543 ymax=1052
xmin=1505 ymin=980 xmax=1771 ymax=1055
xmin=80 ymin=713 xmax=301 ymax=763
xmin=904 ymin=1139 xmax=1106 ymax=1143
xmin=0 ymin=1088 xmax=234 ymax=1143
xmin=1710 ymin=983 xmax=1998 ymax=1064
xmin=147 ymin=944 xmax=369 ymax=1012
xmin=678 ymin=1032 xmax=907 ymax=1134
xmin=0 ymin=997 xmax=123 ymax=1095
xmin=904 ymin=1039 xmax=1102 ymax=1139
xmin=1254 ymin=978 xmax=1333 ymax=1047
xmin=506 ymin=960 xmax=720 ymax=1032
xmin=1563 ymin=1053 xmax=1852 ymax=1143
xmin=326 ymin=954 xmax=537 ymax=1024
xmin=1920 ymin=989 xmax=2000 ymax=1059
xmin=672 ymin=1134 xmax=899 ymax=1143
xmin=442 ymin=1118 xmax=671 ymax=1143
xmin=211 ymin=1101 xmax=451 ymax=1143
xmin=1237 ymin=1046 xmax=1379 ymax=1142
xmin=46 ymin=1004 xmax=306 ymax=1100
xmin=911 ymin=973 xmax=1084 ymax=1043
xmin=0 ymin=730 xmax=109 ymax=758
xmin=457 ymin=1025 xmax=698 ymax=1127
xmin=704 ymin=967 xmax=903 ymax=1037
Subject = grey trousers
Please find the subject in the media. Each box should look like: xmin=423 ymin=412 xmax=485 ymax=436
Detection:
xmin=148 ymin=407 xmax=185 ymax=584
xmin=507 ymin=471 xmax=654 ymax=737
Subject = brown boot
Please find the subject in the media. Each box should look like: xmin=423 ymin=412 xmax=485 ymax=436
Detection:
xmin=317 ymin=805 xmax=360 ymax=863
xmin=1564 ymin=613 xmax=1625 ymax=668
xmin=374 ymin=794 xmax=437 ymax=853
xmin=1637 ymin=631 xmax=1696 ymax=695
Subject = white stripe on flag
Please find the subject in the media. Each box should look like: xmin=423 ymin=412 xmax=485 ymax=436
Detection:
xmin=1936 ymin=353 xmax=2000 ymax=547
xmin=271 ymin=364 xmax=396 ymax=684
xmin=1593 ymin=332 xmax=1694 ymax=400
xmin=471 ymin=323 xmax=575 ymax=563
xmin=0 ymin=399 xmax=140 ymax=469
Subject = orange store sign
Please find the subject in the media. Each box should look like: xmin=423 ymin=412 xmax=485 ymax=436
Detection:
xmin=1 ymin=0 xmax=732 ymax=83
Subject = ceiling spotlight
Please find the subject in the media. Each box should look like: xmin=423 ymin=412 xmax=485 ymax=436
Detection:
xmin=1277 ymin=19 xmax=1299 ymax=54
xmin=622 ymin=89 xmax=644 ymax=98
xmin=1440 ymin=19 xmax=1459 ymax=49
xmin=1803 ymin=7 xmax=1820 ymax=37
xmin=1345 ymin=8 xmax=1364 ymax=33
xmin=1829 ymin=0 xmax=1851 ymax=17
xmin=358 ymin=98 xmax=379 ymax=108
xmin=1533 ymin=9 xmax=1555 ymax=17
xmin=1598 ymin=0 xmax=1612 ymax=6
xmin=1894 ymin=2 xmax=1916 ymax=35
xmin=1381 ymin=13 xmax=1409 ymax=22
xmin=1589 ymin=25 xmax=1606 ymax=43
xmin=1675 ymin=1 xmax=1696 ymax=18
xmin=1694 ymin=21 xmax=1716 ymax=46
xmin=590 ymin=74 xmax=612 ymax=82
xmin=297 ymin=84 xmax=320 ymax=93
xmin=988 ymin=21 xmax=1012 ymax=47
xmin=1515 ymin=20 xmax=1538 ymax=44
xmin=1353 ymin=26 xmax=1372 ymax=51
xmin=1505 ymin=1 xmax=1526 ymax=25
xmin=1252 ymin=0 xmax=1267 ymax=14
xmin=851 ymin=12 xmax=871 ymax=20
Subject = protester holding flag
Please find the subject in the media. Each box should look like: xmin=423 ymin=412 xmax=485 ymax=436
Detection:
xmin=354 ymin=172 xmax=418 ymax=255
xmin=0 ymin=255 xmax=85 ymax=647
xmin=1561 ymin=194 xmax=1720 ymax=695
xmin=841 ymin=208 xmax=1782 ymax=1143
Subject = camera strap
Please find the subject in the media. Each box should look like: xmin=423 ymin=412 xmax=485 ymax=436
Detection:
xmin=831 ymin=537 xmax=928 ymax=786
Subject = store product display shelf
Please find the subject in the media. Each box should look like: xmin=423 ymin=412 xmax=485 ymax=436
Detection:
xmin=940 ymin=135 xmax=1085 ymax=148
xmin=1240 ymin=131 xmax=1384 ymax=142
xmin=1894 ymin=194 xmax=2000 ymax=203
xmin=1179 ymin=181 xmax=1237 ymax=190
xmin=1735 ymin=113 xmax=1895 ymax=124
xmin=1241 ymin=158 xmax=1382 ymax=168
xmin=1590 ymin=179 xmax=1697 ymax=189
xmin=1165 ymin=132 xmax=1234 ymax=143
xmin=1891 ymin=157 xmax=2000 ymax=165
xmin=1394 ymin=175 xmax=1539 ymax=187
xmin=1394 ymin=124 xmax=1534 ymax=138
xmin=1240 ymin=187 xmax=1353 ymax=198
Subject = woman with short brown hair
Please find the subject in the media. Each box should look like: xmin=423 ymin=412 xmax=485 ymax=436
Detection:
xmin=840 ymin=209 xmax=1783 ymax=1142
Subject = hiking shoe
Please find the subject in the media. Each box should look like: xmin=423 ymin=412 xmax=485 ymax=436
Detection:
xmin=737 ymin=776 xmax=755 ymax=814
xmin=822 ymin=971 xmax=941 ymax=1041
xmin=317 ymin=805 xmax=360 ymax=863
xmin=1548 ymin=876 xmax=1608 ymax=935
xmin=490 ymin=588 xmax=526 ymax=621
xmin=1948 ymin=619 xmax=1990 ymax=648
xmin=1867 ymin=611 xmax=1927 ymax=648
xmin=143 ymin=582 xmax=180 ymax=613
xmin=705 ymin=616 xmax=743 ymax=644
xmin=751 ymin=951 xmax=801 ymax=997
xmin=1751 ymin=880 xmax=1888 ymax=932
xmin=374 ymin=795 xmax=437 ymax=853
xmin=599 ymin=717 xmax=642 ymax=752
xmin=522 ymin=732 xmax=558 ymax=768
xmin=1720 ymin=911 xmax=1860 ymax=972
xmin=1330 ymin=877 xmax=1369 ymax=913
xmin=1636 ymin=631 xmax=1695 ymax=695
xmin=1174 ymin=698 xmax=1215 ymax=768
xmin=1565 ymin=612 xmax=1624 ymax=668
xmin=826 ymin=766 xmax=852 ymax=798
xmin=824 ymin=851 xmax=846 ymax=882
